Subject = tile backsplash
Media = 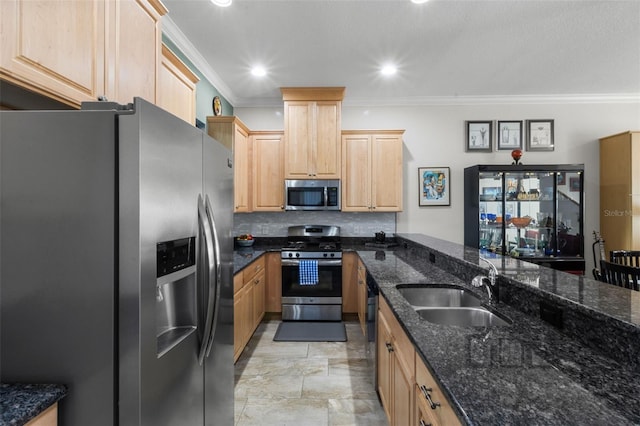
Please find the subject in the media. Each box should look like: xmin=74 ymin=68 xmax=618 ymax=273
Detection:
xmin=233 ymin=211 xmax=396 ymax=237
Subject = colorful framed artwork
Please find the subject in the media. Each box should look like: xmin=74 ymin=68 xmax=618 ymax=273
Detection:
xmin=465 ymin=121 xmax=493 ymax=152
xmin=419 ymin=167 xmax=450 ymax=206
xmin=497 ymin=120 xmax=523 ymax=150
xmin=526 ymin=119 xmax=554 ymax=151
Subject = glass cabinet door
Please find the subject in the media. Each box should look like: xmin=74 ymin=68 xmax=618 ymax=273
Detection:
xmin=556 ymin=171 xmax=583 ymax=257
xmin=478 ymin=171 xmax=503 ymax=252
xmin=503 ymin=171 xmax=555 ymax=259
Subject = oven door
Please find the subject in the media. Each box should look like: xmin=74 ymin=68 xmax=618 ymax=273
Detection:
xmin=281 ymin=258 xmax=342 ymax=301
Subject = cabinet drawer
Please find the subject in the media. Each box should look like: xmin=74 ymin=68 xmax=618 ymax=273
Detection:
xmin=415 ymin=357 xmax=461 ymax=426
xmin=244 ymin=256 xmax=266 ymax=283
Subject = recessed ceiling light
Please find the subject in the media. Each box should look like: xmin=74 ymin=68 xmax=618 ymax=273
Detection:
xmin=210 ymin=0 xmax=232 ymax=7
xmin=251 ymin=66 xmax=267 ymax=77
xmin=411 ymin=0 xmax=429 ymax=4
xmin=381 ymin=65 xmax=397 ymax=76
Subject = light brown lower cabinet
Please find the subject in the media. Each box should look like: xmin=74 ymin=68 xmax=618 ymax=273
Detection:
xmin=377 ymin=296 xmax=461 ymax=426
xmin=233 ymin=256 xmax=266 ymax=362
xmin=377 ymin=296 xmax=415 ymax=426
xmin=264 ymin=252 xmax=282 ymax=313
xmin=25 ymin=403 xmax=58 ymax=426
xmin=342 ymin=252 xmax=358 ymax=314
xmin=356 ymin=258 xmax=367 ymax=335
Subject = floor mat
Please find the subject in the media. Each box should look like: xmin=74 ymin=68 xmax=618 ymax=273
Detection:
xmin=273 ymin=321 xmax=347 ymax=342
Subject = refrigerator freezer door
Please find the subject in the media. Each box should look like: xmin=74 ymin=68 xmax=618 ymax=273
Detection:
xmin=0 ymin=110 xmax=118 ymax=425
xmin=202 ymin=134 xmax=235 ymax=425
xmin=118 ymin=99 xmax=205 ymax=425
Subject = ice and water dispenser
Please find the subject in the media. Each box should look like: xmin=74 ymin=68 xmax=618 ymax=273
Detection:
xmin=156 ymin=237 xmax=197 ymax=357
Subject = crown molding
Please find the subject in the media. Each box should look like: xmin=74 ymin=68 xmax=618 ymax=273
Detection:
xmin=341 ymin=93 xmax=640 ymax=107
xmin=162 ymin=18 xmax=639 ymax=109
xmin=162 ymin=16 xmax=237 ymax=105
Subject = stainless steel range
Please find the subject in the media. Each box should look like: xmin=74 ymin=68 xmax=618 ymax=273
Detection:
xmin=281 ymin=225 xmax=342 ymax=321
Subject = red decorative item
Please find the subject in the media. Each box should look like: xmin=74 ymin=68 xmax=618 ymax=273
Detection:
xmin=511 ymin=149 xmax=523 ymax=165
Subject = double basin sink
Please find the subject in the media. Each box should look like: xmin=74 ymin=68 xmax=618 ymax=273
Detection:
xmin=397 ymin=286 xmax=511 ymax=327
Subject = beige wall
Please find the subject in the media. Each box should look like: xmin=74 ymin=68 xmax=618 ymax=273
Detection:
xmin=235 ymin=100 xmax=640 ymax=273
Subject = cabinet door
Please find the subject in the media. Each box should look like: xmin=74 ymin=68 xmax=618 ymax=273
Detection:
xmin=342 ymin=134 xmax=371 ymax=211
xmin=377 ymin=310 xmax=393 ymax=425
xmin=0 ymin=0 xmax=106 ymax=107
xmin=251 ymin=271 xmax=265 ymax=330
xmin=341 ymin=252 xmax=358 ymax=314
xmin=284 ymin=101 xmax=313 ymax=178
xmin=314 ymin=101 xmax=341 ymax=179
xmin=234 ymin=126 xmax=252 ymax=212
xmin=157 ymin=44 xmax=198 ymax=124
xmin=106 ymin=0 xmax=166 ymax=104
xmin=357 ymin=260 xmax=367 ymax=335
xmin=372 ymin=134 xmax=403 ymax=211
xmin=264 ymin=253 xmax=282 ymax=312
xmin=252 ymin=132 xmax=284 ymax=211
xmin=234 ymin=279 xmax=250 ymax=362
xmin=600 ymin=132 xmax=640 ymax=253
xmin=392 ymin=354 xmax=414 ymax=426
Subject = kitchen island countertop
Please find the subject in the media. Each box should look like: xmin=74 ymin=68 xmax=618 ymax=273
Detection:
xmin=1 ymin=383 xmax=67 ymax=425
xmin=358 ymin=233 xmax=640 ymax=425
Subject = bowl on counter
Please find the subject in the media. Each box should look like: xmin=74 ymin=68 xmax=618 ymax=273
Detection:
xmin=235 ymin=238 xmax=255 ymax=247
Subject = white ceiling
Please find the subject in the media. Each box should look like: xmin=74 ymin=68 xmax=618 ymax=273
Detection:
xmin=161 ymin=0 xmax=640 ymax=107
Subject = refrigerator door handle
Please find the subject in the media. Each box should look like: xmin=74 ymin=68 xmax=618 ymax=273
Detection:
xmin=203 ymin=195 xmax=221 ymax=358
xmin=197 ymin=195 xmax=216 ymax=365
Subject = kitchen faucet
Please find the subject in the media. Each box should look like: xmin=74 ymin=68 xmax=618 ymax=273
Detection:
xmin=471 ymin=257 xmax=499 ymax=302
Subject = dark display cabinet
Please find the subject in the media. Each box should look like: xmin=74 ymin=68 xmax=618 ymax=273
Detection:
xmin=464 ymin=164 xmax=585 ymax=274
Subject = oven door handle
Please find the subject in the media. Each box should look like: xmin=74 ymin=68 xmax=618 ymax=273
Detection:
xmin=281 ymin=258 xmax=342 ymax=267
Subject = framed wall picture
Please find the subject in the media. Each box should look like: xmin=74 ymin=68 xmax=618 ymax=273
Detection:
xmin=526 ymin=119 xmax=554 ymax=151
xmin=497 ymin=120 xmax=523 ymax=150
xmin=419 ymin=167 xmax=450 ymax=206
xmin=465 ymin=121 xmax=493 ymax=152
xmin=569 ymin=177 xmax=581 ymax=192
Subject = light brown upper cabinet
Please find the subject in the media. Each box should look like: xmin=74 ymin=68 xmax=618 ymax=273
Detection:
xmin=600 ymin=131 xmax=640 ymax=255
xmin=207 ymin=116 xmax=252 ymax=212
xmin=107 ymin=0 xmax=166 ymax=105
xmin=342 ymin=130 xmax=404 ymax=212
xmin=1 ymin=0 xmax=166 ymax=108
xmin=157 ymin=44 xmax=198 ymax=124
xmin=252 ymin=131 xmax=285 ymax=212
xmin=281 ymin=87 xmax=344 ymax=179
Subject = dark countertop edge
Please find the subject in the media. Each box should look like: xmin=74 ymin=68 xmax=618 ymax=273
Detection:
xmin=394 ymin=233 xmax=640 ymax=331
xmin=1 ymin=383 xmax=67 ymax=425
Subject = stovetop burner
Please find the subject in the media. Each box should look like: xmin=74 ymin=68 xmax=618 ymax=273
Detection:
xmin=282 ymin=241 xmax=341 ymax=251
xmin=281 ymin=225 xmax=342 ymax=259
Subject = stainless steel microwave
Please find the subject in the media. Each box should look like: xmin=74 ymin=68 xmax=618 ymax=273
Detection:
xmin=284 ymin=179 xmax=340 ymax=211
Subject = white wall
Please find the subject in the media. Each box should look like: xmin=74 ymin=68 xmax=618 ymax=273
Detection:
xmin=236 ymin=101 xmax=640 ymax=273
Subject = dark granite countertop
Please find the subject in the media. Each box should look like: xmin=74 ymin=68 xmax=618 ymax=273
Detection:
xmin=1 ymin=383 xmax=67 ymax=425
xmin=358 ymin=233 xmax=640 ymax=425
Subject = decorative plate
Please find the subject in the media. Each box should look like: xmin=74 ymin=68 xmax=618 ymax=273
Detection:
xmin=213 ymin=96 xmax=222 ymax=116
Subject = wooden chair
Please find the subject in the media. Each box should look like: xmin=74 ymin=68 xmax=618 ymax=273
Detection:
xmin=599 ymin=260 xmax=640 ymax=291
xmin=609 ymin=250 xmax=640 ymax=267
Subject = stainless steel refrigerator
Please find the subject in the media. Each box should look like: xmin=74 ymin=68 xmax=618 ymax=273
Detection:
xmin=0 ymin=98 xmax=234 ymax=425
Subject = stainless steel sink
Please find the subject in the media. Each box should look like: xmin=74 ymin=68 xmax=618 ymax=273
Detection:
xmin=416 ymin=307 xmax=512 ymax=327
xmin=396 ymin=286 xmax=511 ymax=327
xmin=397 ymin=286 xmax=483 ymax=308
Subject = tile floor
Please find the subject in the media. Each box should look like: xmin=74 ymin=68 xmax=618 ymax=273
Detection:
xmin=234 ymin=318 xmax=388 ymax=426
